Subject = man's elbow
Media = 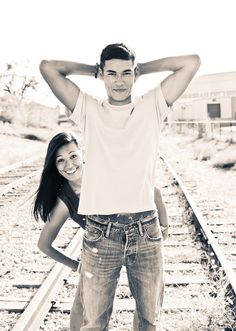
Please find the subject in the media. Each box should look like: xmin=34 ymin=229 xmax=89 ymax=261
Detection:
xmin=39 ymin=60 xmax=51 ymax=77
xmin=190 ymin=54 xmax=201 ymax=73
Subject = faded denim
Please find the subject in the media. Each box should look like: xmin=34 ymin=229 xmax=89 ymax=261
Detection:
xmin=79 ymin=210 xmax=164 ymax=331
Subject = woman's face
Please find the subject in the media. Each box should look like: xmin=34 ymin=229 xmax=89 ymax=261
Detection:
xmin=55 ymin=141 xmax=83 ymax=183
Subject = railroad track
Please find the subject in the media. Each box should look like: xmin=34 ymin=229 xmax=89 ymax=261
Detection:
xmin=0 ymin=156 xmax=236 ymax=330
xmin=0 ymin=155 xmax=44 ymax=199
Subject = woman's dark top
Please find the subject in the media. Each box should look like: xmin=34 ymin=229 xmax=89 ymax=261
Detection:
xmin=58 ymin=181 xmax=86 ymax=229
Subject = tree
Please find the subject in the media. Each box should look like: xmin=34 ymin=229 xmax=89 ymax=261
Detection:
xmin=0 ymin=61 xmax=38 ymax=100
xmin=0 ymin=61 xmax=39 ymax=126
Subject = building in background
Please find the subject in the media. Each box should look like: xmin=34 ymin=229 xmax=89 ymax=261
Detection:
xmin=169 ymin=72 xmax=236 ymax=121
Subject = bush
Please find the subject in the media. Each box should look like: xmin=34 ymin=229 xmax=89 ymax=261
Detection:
xmin=21 ymin=133 xmax=43 ymax=141
xmin=0 ymin=114 xmax=12 ymax=124
xmin=211 ymin=147 xmax=236 ymax=170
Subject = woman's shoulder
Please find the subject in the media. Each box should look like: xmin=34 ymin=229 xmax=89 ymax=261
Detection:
xmin=58 ymin=181 xmax=79 ymax=212
xmin=57 ymin=181 xmax=85 ymax=229
xmin=58 ymin=181 xmax=76 ymax=198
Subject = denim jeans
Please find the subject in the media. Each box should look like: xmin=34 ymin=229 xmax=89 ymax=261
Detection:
xmin=70 ymin=281 xmax=83 ymax=331
xmin=79 ymin=210 xmax=164 ymax=331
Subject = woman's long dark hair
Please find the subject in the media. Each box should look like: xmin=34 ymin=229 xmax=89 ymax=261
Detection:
xmin=33 ymin=131 xmax=80 ymax=222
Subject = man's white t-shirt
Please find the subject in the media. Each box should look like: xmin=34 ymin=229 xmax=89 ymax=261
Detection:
xmin=70 ymin=84 xmax=170 ymax=215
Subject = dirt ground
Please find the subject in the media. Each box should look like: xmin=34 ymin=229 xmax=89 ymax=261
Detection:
xmin=159 ymin=131 xmax=236 ymax=231
xmin=1 ymin=129 xmax=235 ymax=330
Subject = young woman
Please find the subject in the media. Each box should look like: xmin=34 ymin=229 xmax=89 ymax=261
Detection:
xmin=33 ymin=131 xmax=169 ymax=330
xmin=34 ymin=131 xmax=85 ymax=268
xmin=33 ymin=131 xmax=85 ymax=330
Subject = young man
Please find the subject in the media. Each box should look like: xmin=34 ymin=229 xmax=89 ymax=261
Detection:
xmin=40 ymin=43 xmax=200 ymax=331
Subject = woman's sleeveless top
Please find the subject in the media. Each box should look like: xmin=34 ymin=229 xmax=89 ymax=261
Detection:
xmin=58 ymin=181 xmax=86 ymax=229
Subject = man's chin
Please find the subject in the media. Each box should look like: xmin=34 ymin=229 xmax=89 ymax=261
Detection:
xmin=109 ymin=95 xmax=131 ymax=105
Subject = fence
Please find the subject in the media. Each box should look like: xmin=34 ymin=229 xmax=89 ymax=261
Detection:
xmin=164 ymin=120 xmax=236 ymax=142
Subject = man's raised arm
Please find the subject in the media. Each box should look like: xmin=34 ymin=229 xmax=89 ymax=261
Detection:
xmin=39 ymin=60 xmax=97 ymax=112
xmin=137 ymin=54 xmax=201 ymax=106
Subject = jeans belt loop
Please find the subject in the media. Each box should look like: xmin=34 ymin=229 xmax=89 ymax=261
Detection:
xmin=105 ymin=221 xmax=112 ymax=238
xmin=137 ymin=220 xmax=144 ymax=236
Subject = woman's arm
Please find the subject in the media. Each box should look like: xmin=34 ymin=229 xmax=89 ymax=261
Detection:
xmin=154 ymin=186 xmax=169 ymax=240
xmin=37 ymin=198 xmax=79 ymax=271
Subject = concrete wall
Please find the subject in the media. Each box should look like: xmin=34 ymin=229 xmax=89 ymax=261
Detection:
xmin=232 ymin=97 xmax=236 ymax=119
xmin=171 ymin=96 xmax=233 ymax=120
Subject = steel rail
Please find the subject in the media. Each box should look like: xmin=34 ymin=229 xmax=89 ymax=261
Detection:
xmin=11 ymin=228 xmax=83 ymax=331
xmin=166 ymin=120 xmax=236 ymax=124
xmin=6 ymin=153 xmax=236 ymax=329
xmin=160 ymin=154 xmax=236 ymax=299
xmin=0 ymin=155 xmax=44 ymax=175
xmin=0 ymin=169 xmax=41 ymax=197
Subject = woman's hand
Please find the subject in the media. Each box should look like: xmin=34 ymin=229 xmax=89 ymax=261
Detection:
xmin=160 ymin=225 xmax=168 ymax=241
xmin=72 ymin=259 xmax=80 ymax=272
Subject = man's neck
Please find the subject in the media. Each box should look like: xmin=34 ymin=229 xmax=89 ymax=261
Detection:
xmin=108 ymin=95 xmax=132 ymax=106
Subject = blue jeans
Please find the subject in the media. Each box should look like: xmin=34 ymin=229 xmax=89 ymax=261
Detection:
xmin=79 ymin=210 xmax=164 ymax=331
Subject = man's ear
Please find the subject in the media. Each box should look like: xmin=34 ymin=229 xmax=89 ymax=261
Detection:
xmin=134 ymin=64 xmax=140 ymax=82
xmin=98 ymin=67 xmax=103 ymax=80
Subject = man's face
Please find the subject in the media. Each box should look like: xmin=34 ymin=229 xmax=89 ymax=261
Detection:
xmin=101 ymin=59 xmax=136 ymax=105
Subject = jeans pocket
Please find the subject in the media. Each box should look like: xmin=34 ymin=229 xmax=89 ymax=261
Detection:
xmin=84 ymin=225 xmax=103 ymax=242
xmin=144 ymin=220 xmax=162 ymax=241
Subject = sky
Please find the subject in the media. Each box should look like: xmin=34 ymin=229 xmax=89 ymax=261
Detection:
xmin=1 ymin=0 xmax=236 ymax=106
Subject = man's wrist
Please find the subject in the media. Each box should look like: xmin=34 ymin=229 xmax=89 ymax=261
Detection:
xmin=94 ymin=63 xmax=99 ymax=79
xmin=137 ymin=62 xmax=151 ymax=76
xmin=136 ymin=63 xmax=143 ymax=76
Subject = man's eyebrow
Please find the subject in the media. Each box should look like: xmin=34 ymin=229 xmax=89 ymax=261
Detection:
xmin=106 ymin=69 xmax=116 ymax=73
xmin=105 ymin=69 xmax=133 ymax=73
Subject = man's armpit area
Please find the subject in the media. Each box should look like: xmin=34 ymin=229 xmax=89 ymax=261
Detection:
xmin=65 ymin=107 xmax=73 ymax=117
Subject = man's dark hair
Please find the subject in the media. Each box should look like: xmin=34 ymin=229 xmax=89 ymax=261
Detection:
xmin=100 ymin=43 xmax=136 ymax=70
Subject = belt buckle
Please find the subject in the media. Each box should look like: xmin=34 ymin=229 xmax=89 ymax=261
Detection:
xmin=123 ymin=223 xmax=130 ymax=232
